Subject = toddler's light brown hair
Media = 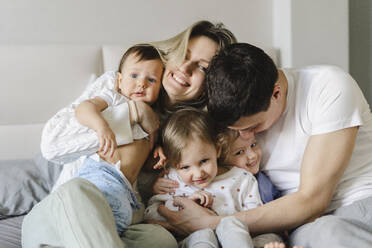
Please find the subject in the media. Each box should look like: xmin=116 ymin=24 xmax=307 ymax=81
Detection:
xmin=162 ymin=108 xmax=218 ymax=169
xmin=217 ymin=128 xmax=240 ymax=166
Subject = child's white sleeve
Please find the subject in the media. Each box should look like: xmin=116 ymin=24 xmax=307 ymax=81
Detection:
xmin=239 ymin=173 xmax=263 ymax=211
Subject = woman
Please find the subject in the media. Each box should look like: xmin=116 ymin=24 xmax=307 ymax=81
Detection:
xmin=22 ymin=20 xmax=236 ymax=248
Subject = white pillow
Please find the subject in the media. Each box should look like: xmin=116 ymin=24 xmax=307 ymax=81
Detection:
xmin=102 ymin=44 xmax=134 ymax=72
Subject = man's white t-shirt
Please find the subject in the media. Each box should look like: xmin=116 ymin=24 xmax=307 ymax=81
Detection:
xmin=257 ymin=65 xmax=372 ymax=212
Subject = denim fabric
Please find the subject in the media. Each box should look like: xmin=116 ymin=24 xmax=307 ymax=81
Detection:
xmin=256 ymin=171 xmax=281 ymax=204
xmin=76 ymin=158 xmax=140 ymax=235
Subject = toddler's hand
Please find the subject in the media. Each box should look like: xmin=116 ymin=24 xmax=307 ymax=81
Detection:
xmin=153 ymin=146 xmax=166 ymax=169
xmin=97 ymin=126 xmax=117 ymax=157
xmin=132 ymin=101 xmax=160 ymax=134
xmin=188 ymin=190 xmax=214 ymax=208
xmin=153 ymin=170 xmax=179 ymax=194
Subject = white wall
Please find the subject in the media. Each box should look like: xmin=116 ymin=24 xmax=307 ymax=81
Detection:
xmin=0 ymin=0 xmax=273 ymax=47
xmin=1 ymin=0 xmax=350 ymax=70
xmin=274 ymin=0 xmax=349 ymax=71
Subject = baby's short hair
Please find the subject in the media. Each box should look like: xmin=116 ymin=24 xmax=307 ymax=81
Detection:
xmin=162 ymin=108 xmax=217 ymax=169
xmin=117 ymin=44 xmax=162 ymax=73
xmin=217 ymin=128 xmax=239 ymax=166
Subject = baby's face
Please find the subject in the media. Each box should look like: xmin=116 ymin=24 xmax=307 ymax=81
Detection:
xmin=225 ymin=136 xmax=261 ymax=175
xmin=118 ymin=54 xmax=163 ymax=104
xmin=176 ymin=138 xmax=219 ymax=189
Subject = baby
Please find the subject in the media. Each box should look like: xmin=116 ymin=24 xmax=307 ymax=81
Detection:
xmin=144 ymin=108 xmax=283 ymax=248
xmin=75 ymin=44 xmax=164 ymax=158
xmin=41 ymin=44 xmax=163 ymax=164
xmin=74 ymin=44 xmax=164 ymax=235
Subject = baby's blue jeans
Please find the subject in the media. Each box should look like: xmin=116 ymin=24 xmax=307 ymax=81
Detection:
xmin=75 ymin=157 xmax=140 ymax=235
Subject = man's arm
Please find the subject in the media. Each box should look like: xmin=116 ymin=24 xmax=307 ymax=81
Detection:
xmin=159 ymin=126 xmax=359 ymax=234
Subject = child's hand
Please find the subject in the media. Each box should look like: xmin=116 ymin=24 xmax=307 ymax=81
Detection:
xmin=153 ymin=170 xmax=179 ymax=194
xmin=188 ymin=190 xmax=214 ymax=208
xmin=97 ymin=126 xmax=117 ymax=157
xmin=153 ymin=146 xmax=166 ymax=169
xmin=131 ymin=101 xmax=160 ymax=134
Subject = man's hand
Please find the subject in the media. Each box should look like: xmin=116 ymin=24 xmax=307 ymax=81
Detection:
xmin=158 ymin=197 xmax=220 ymax=235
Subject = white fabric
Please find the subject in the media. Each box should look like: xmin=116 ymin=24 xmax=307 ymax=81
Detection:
xmin=257 ymin=65 xmax=372 ymax=212
xmin=216 ymin=216 xmax=253 ymax=248
xmin=144 ymin=167 xmax=263 ymax=222
xmin=179 ymin=228 xmax=219 ymax=248
xmin=41 ymin=71 xmax=147 ymax=164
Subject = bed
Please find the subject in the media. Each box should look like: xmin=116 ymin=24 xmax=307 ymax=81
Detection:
xmin=0 ymin=44 xmax=279 ymax=247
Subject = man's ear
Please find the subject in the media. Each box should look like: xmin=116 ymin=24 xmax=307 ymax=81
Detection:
xmin=272 ymin=82 xmax=282 ymax=100
xmin=115 ymin=72 xmax=123 ymax=92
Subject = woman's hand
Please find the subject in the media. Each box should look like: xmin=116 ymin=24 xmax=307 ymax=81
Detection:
xmin=153 ymin=146 xmax=167 ymax=169
xmin=158 ymin=197 xmax=221 ymax=235
xmin=153 ymin=170 xmax=179 ymax=194
xmin=133 ymin=101 xmax=160 ymax=134
xmin=96 ymin=125 xmax=117 ymax=157
xmin=188 ymin=190 xmax=214 ymax=208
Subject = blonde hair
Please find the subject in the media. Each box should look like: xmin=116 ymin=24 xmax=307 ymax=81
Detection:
xmin=217 ymin=128 xmax=239 ymax=166
xmin=162 ymin=107 xmax=218 ymax=168
xmin=149 ymin=20 xmax=237 ymax=111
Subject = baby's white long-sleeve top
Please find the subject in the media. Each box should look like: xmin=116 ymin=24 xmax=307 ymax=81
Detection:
xmin=144 ymin=167 xmax=263 ymax=221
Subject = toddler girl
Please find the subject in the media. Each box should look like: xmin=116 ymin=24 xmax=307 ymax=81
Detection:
xmin=218 ymin=128 xmax=281 ymax=204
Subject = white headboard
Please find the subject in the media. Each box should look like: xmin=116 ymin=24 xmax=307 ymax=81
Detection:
xmin=0 ymin=44 xmax=279 ymax=160
xmin=0 ymin=45 xmax=102 ymax=159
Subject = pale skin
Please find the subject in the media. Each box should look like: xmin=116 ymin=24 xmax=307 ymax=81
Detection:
xmin=99 ymin=137 xmax=155 ymax=184
xmin=264 ymin=242 xmax=302 ymax=248
xmin=162 ymin=36 xmax=219 ymax=105
xmin=157 ymin=70 xmax=359 ymax=236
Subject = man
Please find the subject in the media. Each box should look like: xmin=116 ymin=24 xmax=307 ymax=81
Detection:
xmin=159 ymin=43 xmax=372 ymax=247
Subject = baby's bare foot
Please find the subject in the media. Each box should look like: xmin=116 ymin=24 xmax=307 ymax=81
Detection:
xmin=264 ymin=242 xmax=285 ymax=248
xmin=264 ymin=242 xmax=304 ymax=248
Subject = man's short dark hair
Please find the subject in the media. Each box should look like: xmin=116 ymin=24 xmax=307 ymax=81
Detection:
xmin=206 ymin=43 xmax=278 ymax=128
